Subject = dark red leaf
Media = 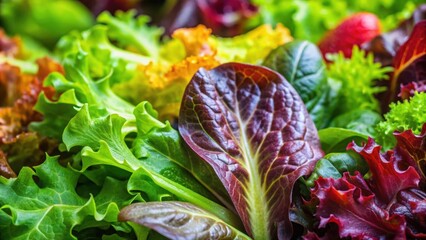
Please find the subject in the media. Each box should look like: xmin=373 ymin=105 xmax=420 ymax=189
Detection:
xmin=362 ymin=4 xmax=426 ymax=67
xmin=196 ymin=0 xmax=257 ymax=37
xmin=179 ymin=63 xmax=323 ymax=239
xmin=390 ymin=188 xmax=426 ymax=238
xmin=390 ymin=20 xmax=426 ymax=101
xmin=348 ymin=138 xmax=420 ymax=204
xmin=311 ymin=172 xmax=406 ymax=239
xmin=399 ymin=80 xmax=426 ymax=100
xmin=393 ymin=124 xmax=426 ymax=183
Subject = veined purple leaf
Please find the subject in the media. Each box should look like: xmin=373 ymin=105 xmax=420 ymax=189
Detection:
xmin=179 ymin=63 xmax=323 ymax=239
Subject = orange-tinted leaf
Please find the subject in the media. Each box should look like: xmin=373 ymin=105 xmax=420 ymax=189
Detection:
xmin=165 ymin=55 xmax=220 ymax=81
xmin=0 ymin=150 xmax=16 ymax=178
xmin=172 ymin=25 xmax=217 ymax=57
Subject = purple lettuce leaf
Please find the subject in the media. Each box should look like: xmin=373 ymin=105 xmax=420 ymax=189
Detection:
xmin=179 ymin=63 xmax=323 ymax=239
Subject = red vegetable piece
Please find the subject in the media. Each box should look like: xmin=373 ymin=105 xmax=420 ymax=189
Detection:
xmin=318 ymin=12 xmax=381 ymax=59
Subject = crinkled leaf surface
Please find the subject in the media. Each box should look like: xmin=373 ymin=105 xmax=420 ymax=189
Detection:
xmin=310 ymin=173 xmax=406 ymax=239
xmin=262 ymin=40 xmax=337 ymax=129
xmin=119 ymin=201 xmax=250 ymax=240
xmin=348 ymin=138 xmax=420 ymax=203
xmin=0 ymin=156 xmax=136 ymax=240
xmin=179 ymin=63 xmax=323 ymax=239
xmin=63 ymin=103 xmax=241 ymax=228
xmin=393 ymin=124 xmax=426 ymax=180
xmin=305 ymin=152 xmax=367 ymax=188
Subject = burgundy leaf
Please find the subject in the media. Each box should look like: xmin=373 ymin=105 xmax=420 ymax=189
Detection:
xmin=179 ymin=63 xmax=323 ymax=239
xmin=196 ymin=0 xmax=258 ymax=37
xmin=399 ymin=80 xmax=426 ymax=100
xmin=348 ymin=138 xmax=420 ymax=204
xmin=311 ymin=173 xmax=406 ymax=239
xmin=393 ymin=124 xmax=426 ymax=182
xmin=362 ymin=4 xmax=426 ymax=67
xmin=390 ymin=188 xmax=426 ymax=238
xmin=390 ymin=20 xmax=426 ymax=101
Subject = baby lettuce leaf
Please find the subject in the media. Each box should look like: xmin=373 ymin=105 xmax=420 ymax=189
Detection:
xmin=304 ymin=152 xmax=367 ymax=188
xmin=318 ymin=127 xmax=368 ymax=153
xmin=119 ymin=201 xmax=250 ymax=240
xmin=390 ymin=20 xmax=426 ymax=102
xmin=262 ymin=40 xmax=338 ymax=129
xmin=179 ymin=63 xmax=323 ymax=239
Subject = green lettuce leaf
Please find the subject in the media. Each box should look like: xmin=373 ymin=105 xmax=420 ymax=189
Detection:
xmin=0 ymin=156 xmax=139 ymax=239
xmin=376 ymin=92 xmax=426 ymax=150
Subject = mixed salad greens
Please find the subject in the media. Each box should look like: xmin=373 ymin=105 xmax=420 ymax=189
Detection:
xmin=0 ymin=0 xmax=426 ymax=239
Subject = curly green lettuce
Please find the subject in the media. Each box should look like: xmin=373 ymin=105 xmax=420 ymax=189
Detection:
xmin=376 ymin=92 xmax=426 ymax=149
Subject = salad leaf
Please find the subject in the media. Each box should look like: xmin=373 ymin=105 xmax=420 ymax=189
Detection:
xmin=390 ymin=20 xmax=426 ymax=102
xmin=196 ymin=0 xmax=258 ymax=37
xmin=0 ymin=156 xmax=138 ymax=239
xmin=376 ymin=92 xmax=426 ymax=150
xmin=399 ymin=81 xmax=426 ymax=99
xmin=306 ymin=126 xmax=426 ymax=238
xmin=263 ymin=40 xmax=338 ymax=128
xmin=308 ymin=172 xmax=406 ymax=239
xmin=119 ymin=201 xmax=250 ymax=240
xmin=348 ymin=138 xmax=420 ymax=203
xmin=0 ymin=0 xmax=94 ymax=47
xmin=304 ymin=152 xmax=368 ymax=188
xmin=97 ymin=10 xmax=163 ymax=58
xmin=0 ymin=150 xmax=15 ymax=178
xmin=391 ymin=188 xmax=426 ymax=238
xmin=393 ymin=124 xmax=426 ymax=181
xmin=318 ymin=127 xmax=368 ymax=153
xmin=179 ymin=63 xmax=323 ymax=239
xmin=327 ymin=46 xmax=392 ymax=115
xmin=362 ymin=4 xmax=426 ymax=67
xmin=328 ymin=109 xmax=382 ymax=136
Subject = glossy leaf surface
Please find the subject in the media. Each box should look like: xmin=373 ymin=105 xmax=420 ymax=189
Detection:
xmin=119 ymin=201 xmax=250 ymax=240
xmin=179 ymin=63 xmax=323 ymax=239
xmin=391 ymin=20 xmax=426 ymax=100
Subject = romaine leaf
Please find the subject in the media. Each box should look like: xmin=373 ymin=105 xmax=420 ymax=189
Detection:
xmin=309 ymin=172 xmax=406 ymax=239
xmin=119 ymin=201 xmax=251 ymax=240
xmin=262 ymin=40 xmax=338 ymax=128
xmin=179 ymin=63 xmax=323 ymax=239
